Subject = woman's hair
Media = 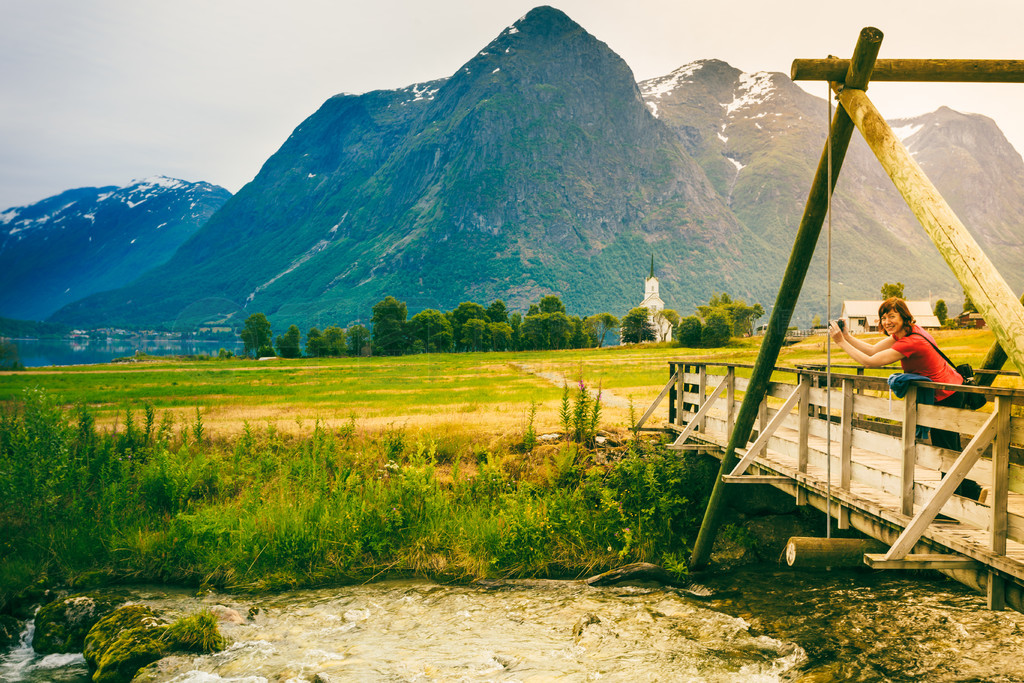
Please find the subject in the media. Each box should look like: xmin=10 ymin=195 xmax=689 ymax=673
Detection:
xmin=878 ymin=297 xmax=915 ymax=337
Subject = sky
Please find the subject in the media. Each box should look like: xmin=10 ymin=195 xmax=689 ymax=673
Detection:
xmin=2 ymin=0 xmax=1023 ymax=210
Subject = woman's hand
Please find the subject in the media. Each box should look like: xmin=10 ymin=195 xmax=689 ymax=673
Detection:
xmin=828 ymin=321 xmax=844 ymax=343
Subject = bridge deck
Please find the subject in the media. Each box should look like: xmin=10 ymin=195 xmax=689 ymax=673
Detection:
xmin=654 ymin=362 xmax=1024 ymax=608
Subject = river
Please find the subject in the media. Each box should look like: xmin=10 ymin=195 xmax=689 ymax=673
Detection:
xmin=5 ymin=338 xmax=245 ymax=368
xmin=3 ymin=567 xmax=1024 ymax=682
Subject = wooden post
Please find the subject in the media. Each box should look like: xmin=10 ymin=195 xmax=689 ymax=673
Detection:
xmin=792 ymin=58 xmax=1024 ymax=83
xmin=796 ymin=374 xmax=810 ymax=506
xmin=698 ymin=365 xmax=707 ymax=432
xmin=989 ymin=396 xmax=1011 ymax=610
xmin=677 ymin=365 xmax=687 ymax=427
xmin=689 ymin=27 xmax=883 ymax=570
xmin=840 ymin=379 xmax=853 ymax=490
xmin=900 ymin=385 xmax=919 ymax=516
xmin=837 ymin=87 xmax=1024 ymax=379
xmin=726 ymin=366 xmax=736 ymax=438
xmin=837 ymin=379 xmax=854 ymax=529
xmin=668 ymin=363 xmax=677 ymax=425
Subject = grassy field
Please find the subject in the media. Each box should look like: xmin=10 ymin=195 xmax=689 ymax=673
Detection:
xmin=0 ymin=328 xmax=1008 ymax=440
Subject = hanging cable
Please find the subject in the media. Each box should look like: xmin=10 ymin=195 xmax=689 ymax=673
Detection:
xmin=825 ymin=81 xmax=834 ymax=540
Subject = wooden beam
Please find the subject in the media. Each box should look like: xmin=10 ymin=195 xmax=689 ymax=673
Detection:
xmin=792 ymin=59 xmax=1024 ymax=83
xmin=728 ymin=383 xmax=803 ymax=476
xmin=885 ymin=409 xmax=999 ymax=560
xmin=635 ymin=370 xmax=680 ymax=430
xmin=976 ymin=292 xmax=1024 ymax=387
xmin=864 ymin=553 xmax=978 ymax=570
xmin=838 ymin=87 xmax=1024 ymax=379
xmin=669 ymin=374 xmax=728 ymax=448
xmin=722 ymin=475 xmax=790 ymax=484
xmin=689 ymin=26 xmax=884 ymax=570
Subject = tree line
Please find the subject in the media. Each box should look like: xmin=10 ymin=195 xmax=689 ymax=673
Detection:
xmin=239 ymin=292 xmax=765 ymax=359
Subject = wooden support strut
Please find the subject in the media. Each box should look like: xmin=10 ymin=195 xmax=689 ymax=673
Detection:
xmin=688 ymin=27 xmax=884 ymax=570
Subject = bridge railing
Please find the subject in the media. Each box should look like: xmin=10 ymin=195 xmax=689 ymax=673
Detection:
xmin=657 ymin=360 xmax=1024 ymax=555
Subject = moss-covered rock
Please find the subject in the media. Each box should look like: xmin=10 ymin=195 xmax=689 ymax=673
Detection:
xmin=84 ymin=604 xmax=168 ymax=683
xmin=32 ymin=592 xmax=127 ymax=654
xmin=0 ymin=614 xmax=23 ymax=649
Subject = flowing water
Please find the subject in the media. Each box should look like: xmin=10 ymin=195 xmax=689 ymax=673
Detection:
xmin=3 ymin=568 xmax=1024 ymax=682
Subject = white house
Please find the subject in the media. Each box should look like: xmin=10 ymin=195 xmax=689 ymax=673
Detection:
xmin=840 ymin=300 xmax=941 ymax=334
xmin=640 ymin=260 xmax=674 ymax=342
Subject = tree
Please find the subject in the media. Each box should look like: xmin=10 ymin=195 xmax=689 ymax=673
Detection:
xmin=676 ymin=316 xmax=702 ymax=346
xmin=538 ymin=295 xmax=566 ymax=315
xmin=322 ymin=326 xmax=346 ymax=356
xmin=934 ymin=299 xmax=948 ymax=325
xmin=702 ymin=309 xmax=733 ymax=347
xmin=275 ymin=324 xmax=302 ymax=358
xmin=486 ymin=300 xmax=509 ymax=324
xmin=240 ymin=313 xmax=272 ymax=358
xmin=305 ymin=327 xmax=325 ymax=357
xmin=584 ymin=312 xmax=619 ymax=348
xmin=698 ymin=293 xmax=763 ymax=336
xmin=881 ymin=282 xmax=905 ymax=300
xmin=620 ymin=307 xmax=656 ymax=344
xmin=461 ymin=318 xmax=488 ymax=352
xmin=347 ymin=324 xmax=370 ymax=356
xmin=570 ymin=316 xmax=596 ymax=349
xmin=371 ymin=296 xmax=408 ymax=355
xmin=811 ymin=315 xmax=822 ymax=329
xmin=487 ymin=322 xmax=513 ymax=351
xmin=451 ymin=301 xmax=488 ymax=350
xmin=409 ymin=309 xmax=453 ymax=352
xmin=963 ymin=288 xmax=977 ymax=313
xmin=519 ymin=312 xmax=572 ymax=350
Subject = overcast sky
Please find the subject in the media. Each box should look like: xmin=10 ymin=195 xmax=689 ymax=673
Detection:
xmin=2 ymin=0 xmax=1022 ymax=210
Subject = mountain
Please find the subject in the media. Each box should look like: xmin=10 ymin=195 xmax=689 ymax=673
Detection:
xmin=51 ymin=6 xmax=782 ymax=330
xmin=48 ymin=8 xmax=1024 ymax=331
xmin=0 ymin=177 xmax=231 ymax=321
xmin=641 ymin=62 xmax=1024 ymax=313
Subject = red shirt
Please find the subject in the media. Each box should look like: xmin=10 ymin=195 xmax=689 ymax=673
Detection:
xmin=891 ymin=325 xmax=962 ymax=400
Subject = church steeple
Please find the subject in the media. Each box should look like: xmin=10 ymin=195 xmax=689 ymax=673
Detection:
xmin=649 ymin=254 xmax=655 ymax=279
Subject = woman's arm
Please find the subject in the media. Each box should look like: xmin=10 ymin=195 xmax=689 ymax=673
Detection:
xmin=828 ymin=322 xmax=903 ymax=368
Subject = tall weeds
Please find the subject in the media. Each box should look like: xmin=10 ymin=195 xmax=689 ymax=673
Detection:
xmin=0 ymin=389 xmax=715 ymax=605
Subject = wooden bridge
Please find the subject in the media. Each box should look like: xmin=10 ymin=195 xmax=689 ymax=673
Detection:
xmin=638 ymin=360 xmax=1024 ymax=610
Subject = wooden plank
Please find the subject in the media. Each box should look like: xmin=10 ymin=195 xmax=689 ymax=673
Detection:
xmin=792 ymin=58 xmax=1024 ymax=83
xmin=864 ymin=553 xmax=979 ymax=570
xmin=838 ymin=86 xmax=1024 ymax=380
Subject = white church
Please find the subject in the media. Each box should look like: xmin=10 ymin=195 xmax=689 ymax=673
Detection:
xmin=639 ymin=257 xmax=674 ymax=342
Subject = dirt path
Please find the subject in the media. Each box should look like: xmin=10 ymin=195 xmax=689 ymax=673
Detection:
xmin=509 ymin=362 xmax=633 ymax=409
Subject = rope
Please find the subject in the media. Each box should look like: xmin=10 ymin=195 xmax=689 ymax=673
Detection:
xmin=825 ymin=82 xmax=834 ymax=540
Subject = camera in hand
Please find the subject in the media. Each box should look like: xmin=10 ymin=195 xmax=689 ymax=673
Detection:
xmin=835 ymin=319 xmax=845 ymax=331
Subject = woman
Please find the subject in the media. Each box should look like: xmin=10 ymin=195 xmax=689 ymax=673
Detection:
xmin=827 ymin=297 xmax=964 ymax=450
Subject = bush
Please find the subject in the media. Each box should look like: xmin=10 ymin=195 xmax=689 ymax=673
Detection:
xmin=676 ymin=316 xmax=702 ymax=346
